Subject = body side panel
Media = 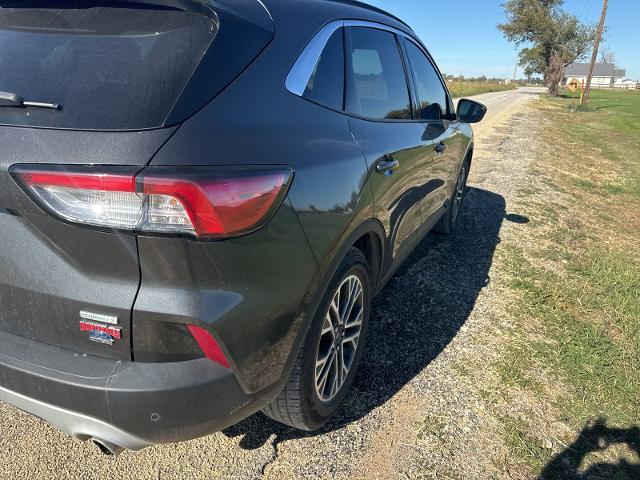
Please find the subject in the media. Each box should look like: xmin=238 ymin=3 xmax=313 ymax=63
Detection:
xmin=144 ymin=3 xmax=380 ymax=392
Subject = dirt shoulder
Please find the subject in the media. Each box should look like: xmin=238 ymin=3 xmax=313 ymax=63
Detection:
xmin=347 ymin=94 xmax=548 ymax=480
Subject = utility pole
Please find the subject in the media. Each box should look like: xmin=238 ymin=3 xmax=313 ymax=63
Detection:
xmin=583 ymin=0 xmax=609 ymax=105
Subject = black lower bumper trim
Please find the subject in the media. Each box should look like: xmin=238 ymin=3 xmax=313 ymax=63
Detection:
xmin=0 ymin=330 xmax=282 ymax=446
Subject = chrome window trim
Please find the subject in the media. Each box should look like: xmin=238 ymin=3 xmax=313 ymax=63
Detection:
xmin=285 ymin=19 xmax=416 ymax=97
xmin=285 ymin=19 xmax=457 ymax=122
xmin=285 ymin=21 xmax=344 ymax=96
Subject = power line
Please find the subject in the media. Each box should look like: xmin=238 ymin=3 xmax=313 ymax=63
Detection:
xmin=578 ymin=0 xmax=597 ymax=21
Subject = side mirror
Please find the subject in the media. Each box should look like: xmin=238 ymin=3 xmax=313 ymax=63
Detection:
xmin=457 ymin=99 xmax=487 ymax=123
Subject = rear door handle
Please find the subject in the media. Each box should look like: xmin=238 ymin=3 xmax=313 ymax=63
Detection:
xmin=376 ymin=157 xmax=400 ymax=174
xmin=435 ymin=142 xmax=447 ymax=154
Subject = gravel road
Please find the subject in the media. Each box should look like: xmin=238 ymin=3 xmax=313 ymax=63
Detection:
xmin=0 ymin=87 xmax=545 ymax=479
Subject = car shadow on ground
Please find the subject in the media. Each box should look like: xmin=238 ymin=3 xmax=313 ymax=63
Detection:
xmin=539 ymin=418 xmax=640 ymax=480
xmin=224 ymin=186 xmax=523 ymax=450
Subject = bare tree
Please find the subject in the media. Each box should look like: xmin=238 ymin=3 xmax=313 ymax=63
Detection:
xmin=599 ymin=47 xmax=616 ymax=64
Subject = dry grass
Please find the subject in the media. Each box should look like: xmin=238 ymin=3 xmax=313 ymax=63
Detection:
xmin=490 ymin=89 xmax=640 ymax=478
xmin=447 ymin=80 xmax=516 ymax=98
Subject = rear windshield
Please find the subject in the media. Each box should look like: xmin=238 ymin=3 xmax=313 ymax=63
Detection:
xmin=0 ymin=6 xmax=217 ymax=130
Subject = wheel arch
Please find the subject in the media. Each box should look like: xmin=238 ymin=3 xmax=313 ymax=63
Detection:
xmin=352 ymin=228 xmax=384 ymax=292
xmin=274 ymin=218 xmax=387 ymax=393
xmin=317 ymin=218 xmax=388 ymax=293
xmin=464 ymin=141 xmax=474 ymax=167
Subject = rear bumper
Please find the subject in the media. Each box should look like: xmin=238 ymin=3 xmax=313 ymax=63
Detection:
xmin=0 ymin=330 xmax=281 ymax=448
xmin=0 ymin=385 xmax=152 ymax=451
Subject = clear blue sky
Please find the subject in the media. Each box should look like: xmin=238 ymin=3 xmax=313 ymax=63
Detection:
xmin=363 ymin=0 xmax=640 ymax=80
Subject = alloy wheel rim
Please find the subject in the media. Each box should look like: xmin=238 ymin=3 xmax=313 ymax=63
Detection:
xmin=452 ymin=166 xmax=467 ymax=223
xmin=314 ymin=274 xmax=364 ymax=402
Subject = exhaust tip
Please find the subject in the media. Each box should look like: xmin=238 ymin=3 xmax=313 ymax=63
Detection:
xmin=91 ymin=438 xmax=124 ymax=457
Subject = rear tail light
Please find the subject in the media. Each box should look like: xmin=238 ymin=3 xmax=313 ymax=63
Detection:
xmin=10 ymin=165 xmax=293 ymax=239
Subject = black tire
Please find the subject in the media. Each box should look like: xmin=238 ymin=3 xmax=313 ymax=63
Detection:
xmin=262 ymin=247 xmax=371 ymax=430
xmin=434 ymin=157 xmax=471 ymax=234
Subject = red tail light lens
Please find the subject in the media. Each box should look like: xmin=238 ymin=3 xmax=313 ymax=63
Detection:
xmin=19 ymin=171 xmax=137 ymax=192
xmin=140 ymin=171 xmax=291 ymax=237
xmin=10 ymin=165 xmax=293 ymax=239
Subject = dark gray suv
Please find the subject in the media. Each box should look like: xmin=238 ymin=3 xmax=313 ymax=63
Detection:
xmin=0 ymin=0 xmax=485 ymax=455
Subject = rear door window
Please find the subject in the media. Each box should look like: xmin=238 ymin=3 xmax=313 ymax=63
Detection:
xmin=0 ymin=6 xmax=217 ymax=130
xmin=403 ymin=40 xmax=449 ymax=121
xmin=303 ymin=28 xmax=345 ymax=110
xmin=346 ymin=27 xmax=412 ymax=120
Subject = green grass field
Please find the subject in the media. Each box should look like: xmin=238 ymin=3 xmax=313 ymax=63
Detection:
xmin=497 ymin=88 xmax=640 ymax=478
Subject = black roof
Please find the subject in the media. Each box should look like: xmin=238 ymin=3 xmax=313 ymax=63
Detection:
xmin=564 ymin=63 xmax=626 ymax=78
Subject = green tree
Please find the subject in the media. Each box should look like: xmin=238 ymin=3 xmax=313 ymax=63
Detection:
xmin=499 ymin=0 xmax=596 ymax=95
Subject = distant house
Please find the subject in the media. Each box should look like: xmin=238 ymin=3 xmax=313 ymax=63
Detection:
xmin=563 ymin=63 xmax=626 ymax=88
xmin=614 ymin=79 xmax=639 ymax=90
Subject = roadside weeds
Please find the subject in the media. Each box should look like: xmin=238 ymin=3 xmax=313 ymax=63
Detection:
xmin=492 ymin=91 xmax=640 ymax=479
xmin=448 ymin=81 xmax=516 ymax=98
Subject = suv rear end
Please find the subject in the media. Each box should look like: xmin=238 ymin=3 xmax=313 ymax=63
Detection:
xmin=0 ymin=0 xmax=319 ymax=453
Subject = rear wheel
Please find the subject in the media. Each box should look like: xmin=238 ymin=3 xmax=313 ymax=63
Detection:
xmin=263 ymin=248 xmax=370 ymax=430
xmin=434 ymin=158 xmax=470 ymax=234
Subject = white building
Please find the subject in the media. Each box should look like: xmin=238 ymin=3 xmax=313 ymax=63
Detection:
xmin=563 ymin=63 xmax=626 ymax=88
xmin=614 ymin=79 xmax=639 ymax=89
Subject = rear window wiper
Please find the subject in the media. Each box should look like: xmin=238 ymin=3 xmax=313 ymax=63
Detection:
xmin=0 ymin=91 xmax=60 ymax=110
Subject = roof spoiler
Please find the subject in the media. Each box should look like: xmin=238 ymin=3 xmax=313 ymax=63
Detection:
xmin=0 ymin=0 xmax=218 ymax=19
xmin=0 ymin=1 xmax=274 ymax=24
xmin=104 ymin=0 xmax=273 ymax=23
xmin=102 ymin=0 xmax=217 ymax=18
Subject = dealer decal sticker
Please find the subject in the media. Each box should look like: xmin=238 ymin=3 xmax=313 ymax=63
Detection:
xmin=80 ymin=320 xmax=121 ymax=345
